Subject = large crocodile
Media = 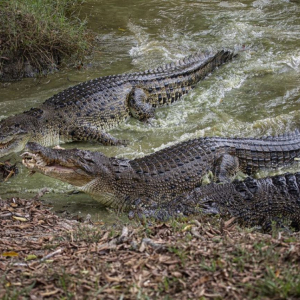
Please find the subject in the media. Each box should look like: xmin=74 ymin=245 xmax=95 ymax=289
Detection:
xmin=132 ymin=173 xmax=300 ymax=230
xmin=22 ymin=131 xmax=300 ymax=210
xmin=0 ymin=50 xmax=234 ymax=158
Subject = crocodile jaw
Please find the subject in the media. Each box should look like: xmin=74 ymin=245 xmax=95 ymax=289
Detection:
xmin=0 ymin=135 xmax=30 ymax=158
xmin=21 ymin=146 xmax=117 ymax=206
xmin=22 ymin=151 xmax=93 ymax=187
xmin=0 ymin=114 xmax=32 ymax=158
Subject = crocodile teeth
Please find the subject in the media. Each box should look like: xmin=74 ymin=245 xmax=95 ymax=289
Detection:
xmin=21 ymin=152 xmax=47 ymax=168
xmin=0 ymin=142 xmax=9 ymax=149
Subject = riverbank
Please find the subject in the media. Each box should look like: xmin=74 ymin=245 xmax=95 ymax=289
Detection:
xmin=1 ymin=195 xmax=300 ymax=299
xmin=0 ymin=0 xmax=92 ymax=81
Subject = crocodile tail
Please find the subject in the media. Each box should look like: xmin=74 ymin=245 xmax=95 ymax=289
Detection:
xmin=212 ymin=49 xmax=236 ymax=68
xmin=217 ymin=173 xmax=300 ymax=230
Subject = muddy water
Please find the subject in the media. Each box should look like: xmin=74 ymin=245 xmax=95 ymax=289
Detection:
xmin=1 ymin=0 xmax=300 ymax=221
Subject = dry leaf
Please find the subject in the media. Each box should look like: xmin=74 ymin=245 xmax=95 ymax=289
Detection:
xmin=12 ymin=216 xmax=27 ymax=222
xmin=2 ymin=251 xmax=19 ymax=257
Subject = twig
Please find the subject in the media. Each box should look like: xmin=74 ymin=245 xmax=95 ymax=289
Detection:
xmin=0 ymin=212 xmax=30 ymax=219
xmin=40 ymin=248 xmax=63 ymax=262
xmin=12 ymin=263 xmax=28 ymax=267
xmin=0 ymin=212 xmax=12 ymax=219
xmin=4 ymin=169 xmax=15 ymax=182
xmin=12 ymin=248 xmax=64 ymax=267
xmin=14 ymin=213 xmax=30 ymax=219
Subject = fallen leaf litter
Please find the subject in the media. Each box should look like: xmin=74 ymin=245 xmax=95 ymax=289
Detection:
xmin=1 ymin=193 xmax=300 ymax=299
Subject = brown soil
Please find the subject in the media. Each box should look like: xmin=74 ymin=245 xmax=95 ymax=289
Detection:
xmin=1 ymin=195 xmax=300 ymax=299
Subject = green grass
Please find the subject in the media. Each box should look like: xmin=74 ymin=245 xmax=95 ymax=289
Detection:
xmin=253 ymin=267 xmax=300 ymax=298
xmin=0 ymin=0 xmax=92 ymax=78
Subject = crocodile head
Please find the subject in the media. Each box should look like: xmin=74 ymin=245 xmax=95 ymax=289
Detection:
xmin=0 ymin=115 xmax=32 ymax=158
xmin=21 ymin=142 xmax=114 ymax=188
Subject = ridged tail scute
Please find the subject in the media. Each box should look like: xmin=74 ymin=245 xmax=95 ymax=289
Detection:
xmin=283 ymin=173 xmax=300 ymax=197
xmin=177 ymin=49 xmax=235 ymax=70
xmin=232 ymin=177 xmax=258 ymax=201
xmin=224 ymin=173 xmax=300 ymax=231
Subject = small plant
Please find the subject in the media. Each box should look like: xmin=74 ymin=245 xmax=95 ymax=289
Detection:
xmin=168 ymin=246 xmax=187 ymax=265
xmin=2 ymin=281 xmax=36 ymax=299
xmin=199 ymin=258 xmax=217 ymax=272
xmin=0 ymin=0 xmax=92 ymax=80
xmin=255 ymin=267 xmax=300 ymax=298
xmin=56 ymin=270 xmax=75 ymax=299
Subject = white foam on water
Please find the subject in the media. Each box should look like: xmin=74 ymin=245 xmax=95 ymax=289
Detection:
xmin=2 ymin=0 xmax=300 ymax=217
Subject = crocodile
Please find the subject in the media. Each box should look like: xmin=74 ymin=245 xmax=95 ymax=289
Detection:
xmin=137 ymin=173 xmax=300 ymax=231
xmin=22 ymin=131 xmax=300 ymax=209
xmin=0 ymin=50 xmax=234 ymax=159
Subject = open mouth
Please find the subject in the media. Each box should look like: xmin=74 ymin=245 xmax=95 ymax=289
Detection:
xmin=0 ymin=140 xmax=13 ymax=150
xmin=22 ymin=152 xmax=47 ymax=168
xmin=21 ymin=152 xmax=74 ymax=174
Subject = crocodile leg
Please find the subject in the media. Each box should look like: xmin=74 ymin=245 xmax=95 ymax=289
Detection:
xmin=68 ymin=126 xmax=127 ymax=146
xmin=213 ymin=154 xmax=239 ymax=183
xmin=128 ymin=88 xmax=155 ymax=121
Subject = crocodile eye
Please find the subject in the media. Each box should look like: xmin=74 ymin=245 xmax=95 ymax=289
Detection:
xmin=82 ymin=154 xmax=94 ymax=164
xmin=85 ymin=158 xmax=94 ymax=164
